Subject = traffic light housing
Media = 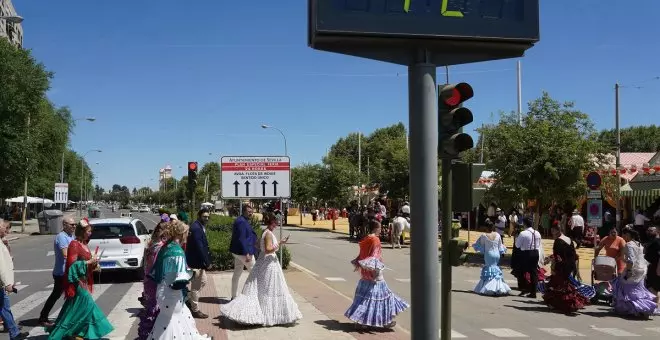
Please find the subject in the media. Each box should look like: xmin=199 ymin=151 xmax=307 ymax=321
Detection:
xmin=452 ymin=162 xmax=486 ymax=212
xmin=438 ymin=83 xmax=475 ymax=158
xmin=448 ymin=238 xmax=469 ymax=267
xmin=187 ymin=162 xmax=198 ymax=192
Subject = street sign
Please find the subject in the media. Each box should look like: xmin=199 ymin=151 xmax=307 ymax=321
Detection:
xmin=587 ymin=190 xmax=602 ymax=199
xmin=586 ymin=171 xmax=602 ymax=190
xmin=220 ymin=156 xmax=291 ymax=199
xmin=587 ymin=199 xmax=603 ymax=228
xmin=309 ymin=0 xmax=540 ymax=65
xmin=54 ymin=183 xmax=69 ymax=204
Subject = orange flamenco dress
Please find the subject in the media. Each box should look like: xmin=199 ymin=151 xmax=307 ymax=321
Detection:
xmin=46 ymin=240 xmax=113 ymax=339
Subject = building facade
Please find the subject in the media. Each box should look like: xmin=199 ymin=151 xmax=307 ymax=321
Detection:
xmin=0 ymin=0 xmax=23 ymax=47
xmin=159 ymin=165 xmax=173 ymax=190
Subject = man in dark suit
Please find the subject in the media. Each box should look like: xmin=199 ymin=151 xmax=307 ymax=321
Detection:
xmin=185 ymin=208 xmax=211 ymax=319
xmin=229 ymin=204 xmax=257 ymax=299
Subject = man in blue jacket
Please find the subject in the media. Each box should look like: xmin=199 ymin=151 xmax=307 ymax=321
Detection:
xmin=185 ymin=208 xmax=211 ymax=319
xmin=229 ymin=204 xmax=257 ymax=299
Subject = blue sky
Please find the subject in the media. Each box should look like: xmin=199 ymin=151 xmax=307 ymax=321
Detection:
xmin=13 ymin=0 xmax=660 ymax=191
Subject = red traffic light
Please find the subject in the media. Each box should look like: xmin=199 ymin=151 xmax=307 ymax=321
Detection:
xmin=440 ymin=83 xmax=474 ymax=107
xmin=188 ymin=162 xmax=197 ymax=171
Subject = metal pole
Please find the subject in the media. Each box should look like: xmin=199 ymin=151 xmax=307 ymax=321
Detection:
xmin=615 ymin=83 xmax=621 ymax=230
xmin=21 ymin=112 xmax=31 ymax=233
xmin=79 ymin=158 xmax=84 ymax=217
xmin=279 ymin=197 xmax=284 ymax=267
xmin=60 ymin=151 xmax=65 ymax=182
xmin=358 ymin=131 xmax=362 ymax=175
xmin=408 ymin=52 xmax=439 ymax=340
xmin=517 ymin=60 xmax=523 ymax=126
xmin=440 ymin=158 xmax=452 ymax=340
xmin=479 ymin=123 xmax=485 ymax=163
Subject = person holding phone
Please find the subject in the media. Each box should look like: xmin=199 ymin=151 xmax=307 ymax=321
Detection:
xmin=221 ymin=212 xmax=302 ymax=326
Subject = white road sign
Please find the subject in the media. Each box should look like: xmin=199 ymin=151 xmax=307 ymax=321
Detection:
xmin=54 ymin=183 xmax=69 ymax=204
xmin=221 ymin=156 xmax=290 ymax=199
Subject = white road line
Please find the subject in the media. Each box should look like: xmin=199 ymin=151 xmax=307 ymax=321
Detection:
xmin=104 ymin=282 xmax=142 ymax=338
xmin=395 ymin=278 xmax=411 ymax=283
xmin=539 ymin=328 xmax=585 ymax=337
xmin=46 ymin=284 xmax=54 ymax=289
xmin=466 ymin=279 xmax=517 ymax=284
xmin=592 ymin=328 xmax=640 ymax=336
xmin=14 ymin=269 xmax=52 ymax=273
xmin=28 ymin=283 xmax=112 ymax=337
xmin=12 ymin=290 xmax=51 ymax=320
xmin=303 ymin=243 xmax=321 ymax=249
xmin=290 ymin=261 xmax=319 ymax=277
xmin=439 ymin=329 xmax=467 ymax=338
xmin=325 ymin=277 xmax=346 ymax=282
xmin=482 ymin=328 xmax=528 ymax=337
xmin=14 ymin=284 xmax=28 ymax=291
xmin=46 ymin=251 xmax=55 ymax=256
xmin=646 ymin=327 xmax=660 ymax=333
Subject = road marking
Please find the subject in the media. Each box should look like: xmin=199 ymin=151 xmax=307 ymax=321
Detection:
xmin=439 ymin=329 xmax=467 ymax=338
xmin=395 ymin=278 xmax=411 ymax=283
xmin=46 ymin=283 xmax=54 ymax=289
xmin=466 ymin=279 xmax=517 ymax=284
xmin=646 ymin=327 xmax=660 ymax=333
xmin=482 ymin=328 xmax=528 ymax=337
xmin=5 ymin=236 xmax=18 ymax=241
xmin=592 ymin=328 xmax=640 ymax=336
xmin=28 ymin=283 xmax=112 ymax=337
xmin=11 ymin=290 xmax=51 ymax=320
xmin=290 ymin=261 xmax=319 ymax=277
xmin=46 ymin=251 xmax=55 ymax=256
xmin=15 ymin=269 xmax=52 ymax=273
xmin=14 ymin=284 xmax=28 ymax=291
xmin=104 ymin=282 xmax=142 ymax=338
xmin=325 ymin=277 xmax=346 ymax=282
xmin=303 ymin=243 xmax=321 ymax=249
xmin=539 ymin=328 xmax=585 ymax=337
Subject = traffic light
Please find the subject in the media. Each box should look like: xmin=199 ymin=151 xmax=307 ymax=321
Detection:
xmin=187 ymin=162 xmax=198 ymax=191
xmin=438 ymin=83 xmax=475 ymax=159
xmin=452 ymin=162 xmax=486 ymax=212
xmin=448 ymin=238 xmax=469 ymax=267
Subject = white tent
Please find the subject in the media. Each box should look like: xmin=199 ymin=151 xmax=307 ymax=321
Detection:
xmin=4 ymin=196 xmax=54 ymax=204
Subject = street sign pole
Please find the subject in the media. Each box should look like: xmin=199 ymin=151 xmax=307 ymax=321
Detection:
xmin=408 ymin=52 xmax=439 ymax=340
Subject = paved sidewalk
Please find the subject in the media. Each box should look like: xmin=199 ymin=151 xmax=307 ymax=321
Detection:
xmin=6 ymin=210 xmax=80 ymax=241
xmin=206 ymin=269 xmax=408 ymax=340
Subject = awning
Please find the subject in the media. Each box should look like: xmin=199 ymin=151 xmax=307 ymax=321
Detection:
xmin=621 ymin=188 xmax=660 ymax=210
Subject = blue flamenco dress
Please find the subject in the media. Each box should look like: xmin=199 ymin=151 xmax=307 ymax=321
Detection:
xmin=472 ymin=233 xmax=512 ymax=296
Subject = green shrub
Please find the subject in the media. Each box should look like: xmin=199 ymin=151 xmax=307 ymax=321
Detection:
xmin=206 ymin=216 xmax=291 ymax=270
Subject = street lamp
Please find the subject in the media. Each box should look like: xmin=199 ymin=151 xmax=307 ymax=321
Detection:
xmin=85 ymin=162 xmax=100 ymax=202
xmin=260 ymin=124 xmax=288 ymax=267
xmin=79 ymin=149 xmax=102 ymax=216
xmin=0 ymin=15 xmax=23 ymax=23
xmin=61 ymin=117 xmax=96 ymax=183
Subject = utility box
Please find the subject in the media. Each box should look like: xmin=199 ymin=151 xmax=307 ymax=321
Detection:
xmin=37 ymin=210 xmax=64 ymax=235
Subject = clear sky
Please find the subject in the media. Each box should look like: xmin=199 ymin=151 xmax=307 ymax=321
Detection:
xmin=13 ymin=0 xmax=660 ymax=191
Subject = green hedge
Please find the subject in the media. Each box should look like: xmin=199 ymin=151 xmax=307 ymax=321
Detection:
xmin=206 ymin=215 xmax=291 ymax=270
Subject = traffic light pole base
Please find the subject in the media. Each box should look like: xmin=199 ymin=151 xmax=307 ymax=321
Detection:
xmin=407 ymin=55 xmax=440 ymax=340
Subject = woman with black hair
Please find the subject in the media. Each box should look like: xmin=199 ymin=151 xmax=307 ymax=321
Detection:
xmin=613 ymin=228 xmax=659 ymax=319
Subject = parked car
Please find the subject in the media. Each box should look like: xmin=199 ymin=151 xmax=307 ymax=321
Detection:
xmin=139 ymin=205 xmax=150 ymax=213
xmin=87 ymin=217 xmax=152 ymax=280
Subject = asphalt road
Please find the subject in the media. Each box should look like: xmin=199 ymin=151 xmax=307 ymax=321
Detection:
xmin=6 ymin=208 xmax=161 ymax=339
xmin=282 ymin=224 xmax=660 ymax=339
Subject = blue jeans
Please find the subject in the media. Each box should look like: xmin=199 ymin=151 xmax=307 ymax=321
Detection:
xmin=0 ymin=289 xmax=19 ymax=338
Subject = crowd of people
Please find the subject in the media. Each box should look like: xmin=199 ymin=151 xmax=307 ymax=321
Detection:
xmin=470 ymin=215 xmax=660 ymax=319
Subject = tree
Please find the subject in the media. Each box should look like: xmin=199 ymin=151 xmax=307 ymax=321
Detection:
xmin=198 ymin=162 xmax=221 ymax=201
xmin=291 ymin=163 xmax=324 ymax=205
xmin=484 ymin=92 xmax=608 ymax=210
xmin=597 ymin=125 xmax=660 ymax=152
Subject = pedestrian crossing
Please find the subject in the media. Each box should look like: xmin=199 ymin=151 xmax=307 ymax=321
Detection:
xmin=443 ymin=327 xmax=660 ymax=338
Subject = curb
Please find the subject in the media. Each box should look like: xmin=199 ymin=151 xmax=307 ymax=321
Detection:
xmin=289 ymin=224 xmax=350 ymax=236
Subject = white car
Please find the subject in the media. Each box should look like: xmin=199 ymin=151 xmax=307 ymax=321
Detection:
xmin=87 ymin=217 xmax=152 ymax=280
xmin=130 ymin=206 xmax=140 ymax=212
xmin=139 ymin=205 xmax=150 ymax=213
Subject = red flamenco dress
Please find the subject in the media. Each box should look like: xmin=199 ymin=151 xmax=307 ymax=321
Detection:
xmin=542 ymin=237 xmax=590 ymax=314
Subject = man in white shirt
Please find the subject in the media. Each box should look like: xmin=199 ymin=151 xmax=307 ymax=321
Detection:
xmin=514 ymin=218 xmax=542 ymax=298
xmin=400 ymin=202 xmax=410 ymax=218
xmin=569 ymin=209 xmax=585 ymax=248
xmin=0 ymin=220 xmax=28 ymax=339
xmin=495 ymin=209 xmax=507 ymax=241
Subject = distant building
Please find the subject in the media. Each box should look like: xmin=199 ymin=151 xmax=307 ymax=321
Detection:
xmin=0 ymin=0 xmax=23 ymax=47
xmin=159 ymin=165 xmax=173 ymax=190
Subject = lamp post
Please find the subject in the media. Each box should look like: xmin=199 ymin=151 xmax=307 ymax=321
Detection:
xmin=61 ymin=117 xmax=96 ymax=183
xmin=79 ymin=149 xmax=102 ymax=216
xmin=261 ymin=124 xmax=288 ymax=266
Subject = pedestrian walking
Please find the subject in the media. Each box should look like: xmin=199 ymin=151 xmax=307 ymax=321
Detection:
xmin=185 ymin=208 xmax=212 ymax=319
xmin=38 ymin=217 xmax=76 ymax=327
xmin=472 ymin=223 xmax=511 ymax=296
xmin=569 ymin=209 xmax=585 ymax=248
xmin=0 ymin=220 xmax=28 ymax=340
xmin=137 ymin=218 xmax=170 ymax=339
xmin=229 ymin=204 xmax=257 ymax=300
xmin=514 ymin=218 xmax=542 ymax=298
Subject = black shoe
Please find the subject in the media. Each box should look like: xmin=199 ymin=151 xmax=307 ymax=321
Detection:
xmin=525 ymin=293 xmax=537 ymax=298
xmin=191 ymin=310 xmax=209 ymax=319
xmin=11 ymin=331 xmax=28 ymax=340
xmin=39 ymin=319 xmax=54 ymax=327
xmin=518 ymin=291 xmax=527 ymax=296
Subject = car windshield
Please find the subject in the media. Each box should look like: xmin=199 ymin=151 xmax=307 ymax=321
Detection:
xmin=90 ymin=223 xmax=136 ymax=239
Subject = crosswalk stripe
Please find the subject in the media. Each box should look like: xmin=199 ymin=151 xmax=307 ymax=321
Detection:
xmin=12 ymin=290 xmax=51 ymax=320
xmin=592 ymin=328 xmax=640 ymax=336
xmin=28 ymin=283 xmax=112 ymax=337
xmin=538 ymin=328 xmax=585 ymax=337
xmin=438 ymin=329 xmax=467 ymax=338
xmin=482 ymin=328 xmax=528 ymax=337
xmin=47 ymin=251 xmax=55 ymax=256
xmin=646 ymin=327 xmax=660 ymax=333
xmin=395 ymin=278 xmax=410 ymax=283
xmin=14 ymin=284 xmax=29 ymax=291
xmin=104 ymin=282 xmax=142 ymax=338
xmin=466 ymin=279 xmax=517 ymax=284
xmin=325 ymin=277 xmax=346 ymax=282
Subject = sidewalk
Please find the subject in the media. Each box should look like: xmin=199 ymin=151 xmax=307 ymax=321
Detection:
xmin=290 ymin=215 xmax=595 ymax=278
xmin=205 ymin=268 xmax=409 ymax=340
xmin=6 ymin=210 xmax=80 ymax=241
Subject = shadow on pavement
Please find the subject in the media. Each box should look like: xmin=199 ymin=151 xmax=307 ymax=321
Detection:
xmin=199 ymin=296 xmax=230 ymax=305
xmin=503 ymin=304 xmax=570 ymax=315
xmin=18 ymin=318 xmax=41 ymax=327
xmin=216 ymin=315 xmax=297 ymax=330
xmin=314 ymin=319 xmax=395 ymax=334
xmin=93 ymin=270 xmax=141 ymax=284
xmin=290 ymin=227 xmax=337 ymax=233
